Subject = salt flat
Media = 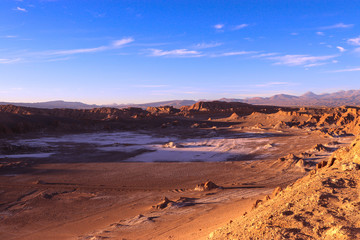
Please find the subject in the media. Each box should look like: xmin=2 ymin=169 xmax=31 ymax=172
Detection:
xmin=0 ymin=125 xmax=348 ymax=240
xmin=3 ymin=131 xmax=279 ymax=162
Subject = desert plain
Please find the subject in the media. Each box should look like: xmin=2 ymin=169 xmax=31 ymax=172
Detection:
xmin=0 ymin=101 xmax=359 ymax=239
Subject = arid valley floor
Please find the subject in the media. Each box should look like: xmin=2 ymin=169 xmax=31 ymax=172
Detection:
xmin=1 ymin=101 xmax=360 ymax=239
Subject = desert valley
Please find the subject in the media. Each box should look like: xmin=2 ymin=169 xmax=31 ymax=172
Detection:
xmin=2 ymin=1 xmax=360 ymax=239
xmin=1 ymin=99 xmax=360 ymax=239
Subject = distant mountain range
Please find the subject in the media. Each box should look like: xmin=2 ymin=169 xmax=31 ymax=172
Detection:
xmin=221 ymin=90 xmax=360 ymax=107
xmin=2 ymin=90 xmax=360 ymax=109
xmin=125 ymin=100 xmax=197 ymax=109
xmin=0 ymin=100 xmax=99 ymax=109
xmin=0 ymin=100 xmax=197 ymax=109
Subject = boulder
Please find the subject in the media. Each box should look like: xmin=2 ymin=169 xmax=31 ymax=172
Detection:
xmin=194 ymin=181 xmax=220 ymax=191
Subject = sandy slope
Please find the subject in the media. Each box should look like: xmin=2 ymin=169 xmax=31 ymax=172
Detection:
xmin=209 ymin=137 xmax=360 ymax=240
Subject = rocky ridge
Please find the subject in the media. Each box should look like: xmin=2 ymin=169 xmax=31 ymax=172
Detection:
xmin=209 ymin=137 xmax=360 ymax=240
xmin=2 ymin=101 xmax=360 ymax=137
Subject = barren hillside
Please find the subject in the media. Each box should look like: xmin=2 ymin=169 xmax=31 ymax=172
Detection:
xmin=209 ymin=137 xmax=360 ymax=240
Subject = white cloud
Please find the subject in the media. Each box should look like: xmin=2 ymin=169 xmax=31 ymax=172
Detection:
xmin=316 ymin=32 xmax=325 ymax=36
xmin=0 ymin=87 xmax=24 ymax=94
xmin=149 ymin=48 xmax=201 ymax=57
xmin=218 ymin=51 xmax=255 ymax=56
xmin=336 ymin=46 xmax=346 ymax=52
xmin=214 ymin=24 xmax=224 ymax=30
xmin=304 ymin=62 xmax=326 ymax=68
xmin=348 ymin=36 xmax=360 ymax=46
xmin=194 ymin=42 xmax=222 ymax=49
xmin=50 ymin=37 xmax=134 ymax=55
xmin=252 ymin=53 xmax=278 ymax=58
xmin=233 ymin=24 xmax=249 ymax=30
xmin=43 ymin=57 xmax=72 ymax=62
xmin=0 ymin=37 xmax=134 ymax=64
xmin=290 ymin=33 xmax=299 ymax=36
xmin=52 ymin=46 xmax=107 ymax=55
xmin=255 ymin=82 xmax=290 ymax=87
xmin=0 ymin=58 xmax=21 ymax=64
xmin=331 ymin=67 xmax=360 ymax=72
xmin=320 ymin=23 xmax=354 ymax=29
xmin=149 ymin=48 xmax=256 ymax=58
xmin=132 ymin=84 xmax=168 ymax=88
xmin=149 ymin=89 xmax=203 ymax=96
xmin=14 ymin=7 xmax=27 ymax=12
xmin=112 ymin=37 xmax=134 ymax=47
xmin=255 ymin=52 xmax=336 ymax=67
xmin=1 ymin=35 xmax=17 ymax=38
xmin=268 ymin=54 xmax=337 ymax=66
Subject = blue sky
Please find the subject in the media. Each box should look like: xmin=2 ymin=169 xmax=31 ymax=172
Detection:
xmin=1 ymin=0 xmax=360 ymax=104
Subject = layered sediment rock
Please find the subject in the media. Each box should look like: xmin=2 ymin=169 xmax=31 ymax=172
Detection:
xmin=146 ymin=106 xmax=180 ymax=115
xmin=180 ymin=101 xmax=281 ymax=116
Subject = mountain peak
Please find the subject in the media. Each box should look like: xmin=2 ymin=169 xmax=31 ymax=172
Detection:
xmin=301 ymin=91 xmax=318 ymax=98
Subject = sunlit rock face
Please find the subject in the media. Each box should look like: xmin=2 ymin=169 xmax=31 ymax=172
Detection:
xmin=209 ymin=137 xmax=360 ymax=240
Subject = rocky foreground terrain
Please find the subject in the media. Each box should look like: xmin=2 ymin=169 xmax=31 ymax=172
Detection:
xmin=1 ymin=100 xmax=360 ymax=239
xmin=209 ymin=136 xmax=360 ymax=240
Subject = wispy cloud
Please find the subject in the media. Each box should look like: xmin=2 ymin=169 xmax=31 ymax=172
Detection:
xmin=149 ymin=48 xmax=257 ymax=58
xmin=316 ymin=31 xmax=325 ymax=36
xmin=194 ymin=42 xmax=222 ymax=49
xmin=304 ymin=62 xmax=327 ymax=68
xmin=320 ymin=23 xmax=354 ymax=30
xmin=252 ymin=53 xmax=278 ymax=58
xmin=267 ymin=54 xmax=337 ymax=67
xmin=255 ymin=82 xmax=290 ymax=87
xmin=149 ymin=48 xmax=202 ymax=57
xmin=14 ymin=7 xmax=27 ymax=12
xmin=112 ymin=38 xmax=134 ymax=47
xmin=51 ymin=46 xmax=107 ymax=55
xmin=336 ymin=46 xmax=346 ymax=52
xmin=331 ymin=67 xmax=360 ymax=73
xmin=43 ymin=57 xmax=72 ymax=63
xmin=132 ymin=84 xmax=169 ymax=88
xmin=232 ymin=24 xmax=249 ymax=30
xmin=149 ymin=89 xmax=203 ymax=96
xmin=0 ymin=37 xmax=134 ymax=63
xmin=216 ymin=51 xmax=255 ymax=57
xmin=347 ymin=36 xmax=360 ymax=46
xmin=0 ymin=87 xmax=24 ymax=94
xmin=49 ymin=37 xmax=134 ymax=56
xmin=1 ymin=35 xmax=17 ymax=39
xmin=0 ymin=58 xmax=22 ymax=64
xmin=214 ymin=24 xmax=224 ymax=30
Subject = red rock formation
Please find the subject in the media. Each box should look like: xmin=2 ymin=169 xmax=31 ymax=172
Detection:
xmin=146 ymin=106 xmax=180 ymax=115
xmin=180 ymin=101 xmax=280 ymax=117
